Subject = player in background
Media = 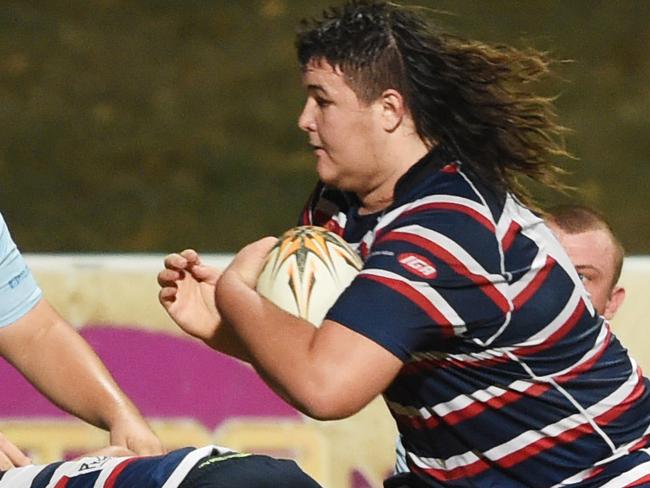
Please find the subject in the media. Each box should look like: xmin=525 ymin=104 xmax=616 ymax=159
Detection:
xmin=545 ymin=204 xmax=626 ymax=320
xmin=0 ymin=211 xmax=162 ymax=469
xmin=158 ymin=1 xmax=650 ymax=486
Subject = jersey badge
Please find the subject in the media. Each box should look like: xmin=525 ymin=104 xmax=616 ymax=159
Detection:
xmin=398 ymin=253 xmax=437 ymax=279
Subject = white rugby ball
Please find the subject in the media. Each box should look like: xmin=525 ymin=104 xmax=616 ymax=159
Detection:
xmin=256 ymin=225 xmax=363 ymax=326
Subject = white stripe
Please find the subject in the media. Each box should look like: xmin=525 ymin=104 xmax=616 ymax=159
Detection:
xmin=409 ymin=447 xmax=480 ymax=471
xmin=392 ymin=308 xmax=612 ymax=426
xmin=529 ymin=323 xmax=610 ymax=381
xmin=508 ymin=246 xmax=549 ymax=298
xmin=487 ymin=367 xmax=640 ymax=462
xmin=91 ymin=457 xmax=132 ymax=487
xmin=161 ymin=445 xmax=233 ymax=488
xmin=394 ymin=435 xmax=409 ymax=474
xmin=505 ymin=347 xmax=616 ymax=453
xmin=387 ymin=375 xmax=533 ymax=420
xmin=510 ymin=287 xmax=583 ymax=349
xmin=553 ymin=435 xmax=650 ymax=487
xmin=360 ymin=268 xmax=466 ymax=333
xmin=0 ymin=465 xmax=43 ymax=487
xmin=375 ymin=193 xmax=494 ymax=235
xmin=509 ymin=208 xmax=596 ymax=317
xmin=456 ymin=167 xmax=496 ymax=224
xmin=400 ymin=361 xmax=641 ymax=474
xmin=408 ymin=348 xmax=508 ymax=364
xmin=396 ymin=224 xmax=510 ymax=299
xmin=599 ymin=452 xmax=650 ymax=488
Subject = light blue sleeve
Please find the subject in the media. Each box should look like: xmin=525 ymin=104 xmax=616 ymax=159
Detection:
xmin=0 ymin=212 xmax=42 ymax=328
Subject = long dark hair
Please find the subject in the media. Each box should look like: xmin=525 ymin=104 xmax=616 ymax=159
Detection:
xmin=296 ymin=0 xmax=570 ymax=206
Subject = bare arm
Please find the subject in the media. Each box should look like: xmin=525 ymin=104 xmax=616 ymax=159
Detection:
xmin=215 ymin=238 xmax=403 ymax=420
xmin=0 ymin=299 xmax=162 ymax=456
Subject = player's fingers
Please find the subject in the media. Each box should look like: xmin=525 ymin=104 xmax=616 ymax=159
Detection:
xmin=179 ymin=249 xmax=200 ymax=264
xmin=158 ymin=287 xmax=177 ymax=304
xmin=0 ymin=451 xmax=13 ymax=470
xmin=163 ymin=252 xmax=188 ymax=270
xmin=190 ymin=264 xmax=221 ymax=283
xmin=156 ymin=268 xmax=183 ymax=287
xmin=0 ymin=435 xmax=30 ymax=468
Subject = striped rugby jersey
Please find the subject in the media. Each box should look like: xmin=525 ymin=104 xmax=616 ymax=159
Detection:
xmin=0 ymin=446 xmax=228 ymax=488
xmin=300 ymin=148 xmax=650 ymax=487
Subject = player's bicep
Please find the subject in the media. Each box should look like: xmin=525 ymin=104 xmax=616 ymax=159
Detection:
xmin=0 ymin=299 xmax=51 ymax=359
xmin=306 ymin=319 xmax=403 ymax=419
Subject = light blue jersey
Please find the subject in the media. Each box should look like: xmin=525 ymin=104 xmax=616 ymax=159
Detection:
xmin=0 ymin=212 xmax=41 ymax=328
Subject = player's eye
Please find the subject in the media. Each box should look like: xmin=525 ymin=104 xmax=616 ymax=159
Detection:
xmin=577 ymin=272 xmax=588 ymax=283
xmin=316 ymin=97 xmax=332 ymax=107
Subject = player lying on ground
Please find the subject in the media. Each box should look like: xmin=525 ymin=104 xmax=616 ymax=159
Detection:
xmin=0 ymin=445 xmax=321 ymax=488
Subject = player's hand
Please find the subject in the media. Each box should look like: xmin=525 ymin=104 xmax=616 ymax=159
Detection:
xmin=221 ymin=237 xmax=278 ymax=289
xmin=157 ymin=249 xmax=222 ymax=342
xmin=108 ymin=413 xmax=164 ymax=456
xmin=0 ymin=431 xmax=31 ymax=470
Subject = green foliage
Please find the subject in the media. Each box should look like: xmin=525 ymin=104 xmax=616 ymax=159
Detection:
xmin=0 ymin=1 xmax=648 ymax=253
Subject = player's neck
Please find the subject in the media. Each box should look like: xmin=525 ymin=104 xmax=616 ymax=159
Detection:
xmin=357 ymin=135 xmax=428 ymax=215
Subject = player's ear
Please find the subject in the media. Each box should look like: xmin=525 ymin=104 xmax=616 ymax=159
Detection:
xmin=379 ymin=89 xmax=406 ymax=132
xmin=604 ymin=285 xmax=626 ymax=321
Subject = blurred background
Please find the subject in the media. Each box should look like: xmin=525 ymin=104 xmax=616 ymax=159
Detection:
xmin=0 ymin=0 xmax=648 ymax=254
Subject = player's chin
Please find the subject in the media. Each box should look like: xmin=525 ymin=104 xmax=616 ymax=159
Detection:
xmin=315 ymin=161 xmax=342 ymax=188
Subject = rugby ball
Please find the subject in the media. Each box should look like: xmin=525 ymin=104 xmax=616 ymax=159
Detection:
xmin=256 ymin=225 xmax=363 ymax=326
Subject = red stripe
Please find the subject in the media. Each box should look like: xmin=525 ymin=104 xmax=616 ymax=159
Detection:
xmin=582 ymin=465 xmax=606 ymax=482
xmin=553 ymin=327 xmax=612 ymax=383
xmin=629 ymin=473 xmax=650 ymax=487
xmin=511 ymin=300 xmax=586 ymax=357
xmin=378 ymin=231 xmax=510 ymax=314
xmin=512 ymin=255 xmax=555 ymax=310
xmin=300 ymin=206 xmax=310 ymax=225
xmin=54 ymin=477 xmax=70 ymax=488
xmin=105 ymin=458 xmax=138 ymax=488
xmin=594 ymin=370 xmax=646 ymax=426
xmin=627 ymin=433 xmax=650 ymax=453
xmin=361 ymin=274 xmax=456 ymax=337
xmin=402 ymin=353 xmax=510 ymax=374
xmin=441 ymin=163 xmax=458 ymax=173
xmin=400 ymin=202 xmax=495 ymax=232
xmin=393 ymin=380 xmax=551 ymax=431
xmin=498 ymin=376 xmax=647 ymax=471
xmin=323 ymin=219 xmax=344 ymax=236
xmin=502 ymin=221 xmax=521 ymax=252
xmin=395 ymin=326 xmax=612 ymax=438
xmin=412 ymin=457 xmax=490 ymax=482
xmin=403 ymin=300 xmax=592 ymax=377
xmin=359 ymin=240 xmax=369 ymax=260
xmin=416 ymin=369 xmax=648 ymax=481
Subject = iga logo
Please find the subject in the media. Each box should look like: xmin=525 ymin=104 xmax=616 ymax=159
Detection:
xmin=398 ymin=253 xmax=437 ymax=279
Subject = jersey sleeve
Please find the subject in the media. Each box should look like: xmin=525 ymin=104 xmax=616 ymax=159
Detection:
xmin=326 ymin=209 xmax=510 ymax=361
xmin=0 ymin=213 xmax=42 ymax=328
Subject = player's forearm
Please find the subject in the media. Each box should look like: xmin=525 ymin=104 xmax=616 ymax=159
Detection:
xmin=204 ymin=320 xmax=253 ymax=363
xmin=1 ymin=301 xmax=142 ymax=430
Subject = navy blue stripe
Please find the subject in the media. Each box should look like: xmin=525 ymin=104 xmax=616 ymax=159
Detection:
xmin=30 ymin=461 xmax=64 ymax=488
